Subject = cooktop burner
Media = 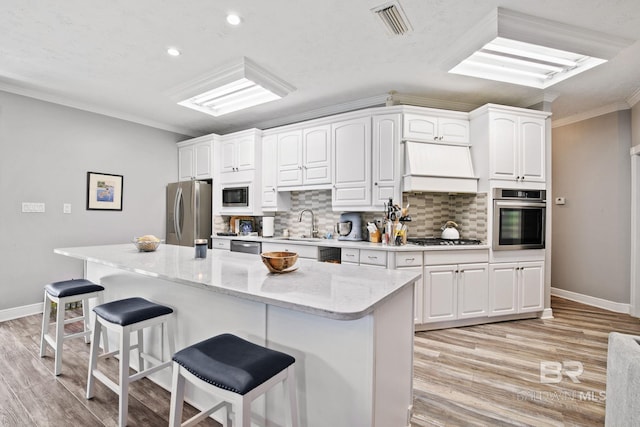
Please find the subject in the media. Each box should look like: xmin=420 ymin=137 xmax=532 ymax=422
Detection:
xmin=407 ymin=237 xmax=482 ymax=246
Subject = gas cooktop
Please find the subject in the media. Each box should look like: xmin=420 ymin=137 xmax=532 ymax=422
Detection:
xmin=407 ymin=237 xmax=483 ymax=246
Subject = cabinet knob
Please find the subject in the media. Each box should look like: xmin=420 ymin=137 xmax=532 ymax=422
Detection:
xmin=272 ymin=187 xmax=276 ymax=192
xmin=374 ymin=182 xmax=378 ymax=186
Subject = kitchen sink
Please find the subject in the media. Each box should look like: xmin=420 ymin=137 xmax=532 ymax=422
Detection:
xmin=273 ymin=236 xmax=325 ymax=242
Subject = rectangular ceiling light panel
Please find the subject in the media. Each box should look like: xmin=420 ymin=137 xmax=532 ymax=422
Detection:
xmin=177 ymin=58 xmax=294 ymax=117
xmin=451 ymin=37 xmax=606 ymax=89
xmin=447 ymin=8 xmax=633 ymax=89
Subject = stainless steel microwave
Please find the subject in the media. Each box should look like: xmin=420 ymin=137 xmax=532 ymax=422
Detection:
xmin=492 ymin=188 xmax=546 ymax=250
xmin=222 ymin=186 xmax=249 ymax=207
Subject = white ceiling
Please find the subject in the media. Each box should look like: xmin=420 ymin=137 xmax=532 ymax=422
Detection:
xmin=2 ymin=1 xmax=640 ymax=137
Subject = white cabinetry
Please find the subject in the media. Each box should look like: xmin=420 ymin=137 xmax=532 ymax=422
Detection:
xmin=332 ymin=116 xmax=372 ymax=208
xmin=403 ymin=112 xmax=469 ymax=145
xmin=177 ymin=136 xmax=214 ymax=181
xmin=261 ymin=242 xmax=318 ymax=259
xmin=489 ymin=261 xmax=544 ymax=316
xmin=392 ymin=252 xmax=423 ymax=324
xmin=262 ymin=134 xmax=291 ymax=211
xmin=423 ymin=263 xmax=488 ymax=323
xmin=372 ymin=113 xmax=402 ymax=208
xmin=220 ymin=132 xmax=256 ymax=179
xmin=470 ymin=104 xmax=550 ymax=188
xmin=277 ymin=126 xmax=331 ymax=188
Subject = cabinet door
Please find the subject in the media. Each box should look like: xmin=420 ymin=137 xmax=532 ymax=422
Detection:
xmin=519 ymin=261 xmax=544 ymax=313
xmin=262 ymin=135 xmax=278 ymax=208
xmin=372 ymin=114 xmax=401 ymax=208
xmin=194 ymin=142 xmax=212 ymax=179
xmin=332 ymin=117 xmax=372 ymax=207
xmin=489 ymin=263 xmax=518 ymax=316
xmin=489 ymin=113 xmax=518 ymax=181
xmin=519 ymin=117 xmax=546 ymax=182
xmin=457 ymin=263 xmax=489 ymax=319
xmin=403 ymin=114 xmax=438 ymax=141
xmin=439 ymin=118 xmax=470 ymax=144
xmin=220 ymin=140 xmax=237 ymax=173
xmin=236 ymin=137 xmax=255 ymax=171
xmin=277 ymin=131 xmax=303 ymax=186
xmin=303 ymin=125 xmax=331 ymax=185
xmin=423 ymin=265 xmax=457 ymax=322
xmin=178 ymin=145 xmax=195 ymax=181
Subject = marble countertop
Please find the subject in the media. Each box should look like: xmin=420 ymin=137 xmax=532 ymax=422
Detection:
xmin=54 ymin=244 xmax=421 ymax=321
xmin=212 ymin=235 xmax=490 ymax=252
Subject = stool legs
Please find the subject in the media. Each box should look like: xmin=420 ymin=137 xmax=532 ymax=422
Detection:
xmin=39 ymin=291 xmax=52 ymax=358
xmin=118 ymin=327 xmax=131 ymax=427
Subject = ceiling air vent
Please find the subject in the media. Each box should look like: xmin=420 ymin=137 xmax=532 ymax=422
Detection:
xmin=372 ymin=1 xmax=413 ymax=36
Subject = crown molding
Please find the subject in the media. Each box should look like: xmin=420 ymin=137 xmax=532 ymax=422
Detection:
xmin=387 ymin=93 xmax=480 ymax=112
xmin=0 ymin=81 xmax=198 ymax=137
xmin=551 ymin=101 xmax=631 ymax=128
xmin=627 ymin=88 xmax=640 ymax=108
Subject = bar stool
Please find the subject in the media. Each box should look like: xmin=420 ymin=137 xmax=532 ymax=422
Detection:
xmin=169 ymin=333 xmax=298 ymax=427
xmin=40 ymin=278 xmax=107 ymax=376
xmin=86 ymin=297 xmax=176 ymax=427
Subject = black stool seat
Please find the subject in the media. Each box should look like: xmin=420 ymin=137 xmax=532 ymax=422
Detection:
xmin=173 ymin=333 xmax=295 ymax=395
xmin=93 ymin=297 xmax=173 ymax=326
xmin=45 ymin=279 xmax=104 ymax=298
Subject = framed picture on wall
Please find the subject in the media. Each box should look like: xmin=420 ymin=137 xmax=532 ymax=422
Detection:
xmin=86 ymin=172 xmax=123 ymax=211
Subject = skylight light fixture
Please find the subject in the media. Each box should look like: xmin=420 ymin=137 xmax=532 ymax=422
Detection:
xmin=447 ymin=8 xmax=633 ymax=89
xmin=174 ymin=57 xmax=295 ymax=117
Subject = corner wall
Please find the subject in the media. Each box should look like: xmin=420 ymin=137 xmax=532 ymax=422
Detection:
xmin=0 ymin=91 xmax=185 ymax=311
xmin=551 ymin=110 xmax=632 ymax=303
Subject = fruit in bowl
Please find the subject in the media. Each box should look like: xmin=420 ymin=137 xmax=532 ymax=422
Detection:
xmin=133 ymin=235 xmax=162 ymax=252
xmin=261 ymin=251 xmax=298 ymax=273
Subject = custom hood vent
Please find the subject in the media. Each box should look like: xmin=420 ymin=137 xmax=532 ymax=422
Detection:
xmin=371 ymin=1 xmax=413 ymax=36
xmin=403 ymin=142 xmax=478 ymax=193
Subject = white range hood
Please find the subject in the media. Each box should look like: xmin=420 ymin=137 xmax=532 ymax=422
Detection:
xmin=402 ymin=141 xmax=478 ymax=193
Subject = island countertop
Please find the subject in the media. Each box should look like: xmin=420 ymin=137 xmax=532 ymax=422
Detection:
xmin=54 ymin=243 xmax=421 ymax=321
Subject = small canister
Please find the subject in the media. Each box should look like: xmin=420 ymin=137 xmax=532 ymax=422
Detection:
xmin=194 ymin=239 xmax=208 ymax=259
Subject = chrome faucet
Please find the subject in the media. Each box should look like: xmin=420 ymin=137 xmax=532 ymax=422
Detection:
xmin=298 ymin=208 xmax=317 ymax=238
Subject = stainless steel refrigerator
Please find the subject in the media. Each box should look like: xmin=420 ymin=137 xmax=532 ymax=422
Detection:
xmin=166 ymin=181 xmax=212 ymax=247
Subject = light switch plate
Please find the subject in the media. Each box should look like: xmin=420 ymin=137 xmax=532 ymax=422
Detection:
xmin=63 ymin=203 xmax=72 ymax=214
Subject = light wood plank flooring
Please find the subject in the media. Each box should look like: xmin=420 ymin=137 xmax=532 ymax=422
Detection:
xmin=1 ymin=297 xmax=639 ymax=426
xmin=411 ymin=297 xmax=640 ymax=427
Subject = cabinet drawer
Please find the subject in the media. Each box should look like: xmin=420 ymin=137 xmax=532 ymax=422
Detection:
xmin=359 ymin=249 xmax=387 ymax=267
xmin=424 ymin=249 xmax=488 ymax=266
xmin=341 ymin=248 xmax=360 ymax=264
xmin=395 ymin=251 xmax=423 ymax=268
xmin=211 ymin=239 xmax=230 ymax=250
xmin=261 ymin=242 xmax=318 ymax=259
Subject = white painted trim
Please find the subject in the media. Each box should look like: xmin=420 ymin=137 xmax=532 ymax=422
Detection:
xmin=631 ymin=148 xmax=639 ymax=317
xmin=0 ymin=302 xmax=42 ymax=322
xmin=627 ymin=88 xmax=640 ymax=108
xmin=551 ymin=101 xmax=631 ymax=128
xmin=540 ymin=308 xmax=554 ymax=319
xmin=551 ymin=287 xmax=630 ymax=314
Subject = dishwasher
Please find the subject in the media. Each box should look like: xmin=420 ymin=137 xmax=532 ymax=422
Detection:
xmin=230 ymin=240 xmax=262 ymax=255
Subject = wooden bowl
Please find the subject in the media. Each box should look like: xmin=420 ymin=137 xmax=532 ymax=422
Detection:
xmin=261 ymin=251 xmax=298 ymax=273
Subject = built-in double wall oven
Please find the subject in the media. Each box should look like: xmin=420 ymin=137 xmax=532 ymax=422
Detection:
xmin=492 ymin=188 xmax=546 ymax=250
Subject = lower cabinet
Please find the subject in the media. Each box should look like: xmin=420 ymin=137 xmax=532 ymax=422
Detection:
xmin=422 ymin=263 xmax=489 ymax=323
xmin=261 ymin=242 xmax=318 ymax=260
xmin=488 ymin=261 xmax=544 ymax=316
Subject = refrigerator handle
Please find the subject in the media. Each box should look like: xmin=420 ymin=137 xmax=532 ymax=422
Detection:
xmin=194 ymin=182 xmax=200 ymax=239
xmin=174 ymin=186 xmax=183 ymax=242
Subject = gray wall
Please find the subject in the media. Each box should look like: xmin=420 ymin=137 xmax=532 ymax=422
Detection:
xmin=551 ymin=110 xmax=631 ymax=303
xmin=633 ymin=103 xmax=640 ymax=148
xmin=0 ymin=91 xmax=185 ymax=310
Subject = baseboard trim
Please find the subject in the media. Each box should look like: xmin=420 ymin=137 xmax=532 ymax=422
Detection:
xmin=540 ymin=308 xmax=554 ymax=319
xmin=551 ymin=287 xmax=630 ymax=314
xmin=0 ymin=302 xmax=42 ymax=322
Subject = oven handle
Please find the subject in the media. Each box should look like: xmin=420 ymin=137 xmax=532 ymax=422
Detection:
xmin=494 ymin=200 xmax=546 ymax=208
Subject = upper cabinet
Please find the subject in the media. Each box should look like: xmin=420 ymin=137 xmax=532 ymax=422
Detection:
xmin=276 ymin=125 xmax=331 ymax=189
xmin=332 ymin=116 xmax=372 ymax=208
xmin=372 ymin=113 xmax=402 ymax=208
xmin=470 ymin=104 xmax=550 ymax=189
xmin=177 ymin=136 xmax=214 ymax=181
xmin=220 ymin=133 xmax=256 ymax=177
xmin=262 ymin=134 xmax=291 ymax=211
xmin=403 ymin=112 xmax=469 ymax=145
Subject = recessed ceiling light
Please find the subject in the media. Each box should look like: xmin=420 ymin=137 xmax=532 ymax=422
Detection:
xmin=175 ymin=57 xmax=295 ymax=117
xmin=167 ymin=47 xmax=181 ymax=57
xmin=446 ymin=8 xmax=633 ymax=89
xmin=226 ymin=14 xmax=241 ymax=26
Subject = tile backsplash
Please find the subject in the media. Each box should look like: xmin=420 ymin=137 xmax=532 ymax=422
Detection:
xmin=215 ymin=190 xmax=487 ymax=242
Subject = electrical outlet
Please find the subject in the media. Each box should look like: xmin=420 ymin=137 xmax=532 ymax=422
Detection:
xmin=555 ymin=197 xmax=566 ymax=205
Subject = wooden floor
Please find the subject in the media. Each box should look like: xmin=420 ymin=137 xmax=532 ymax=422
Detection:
xmin=1 ymin=297 xmax=639 ymax=426
xmin=411 ymin=297 xmax=640 ymax=427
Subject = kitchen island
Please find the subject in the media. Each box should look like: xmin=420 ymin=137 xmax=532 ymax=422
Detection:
xmin=55 ymin=244 xmax=420 ymax=427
